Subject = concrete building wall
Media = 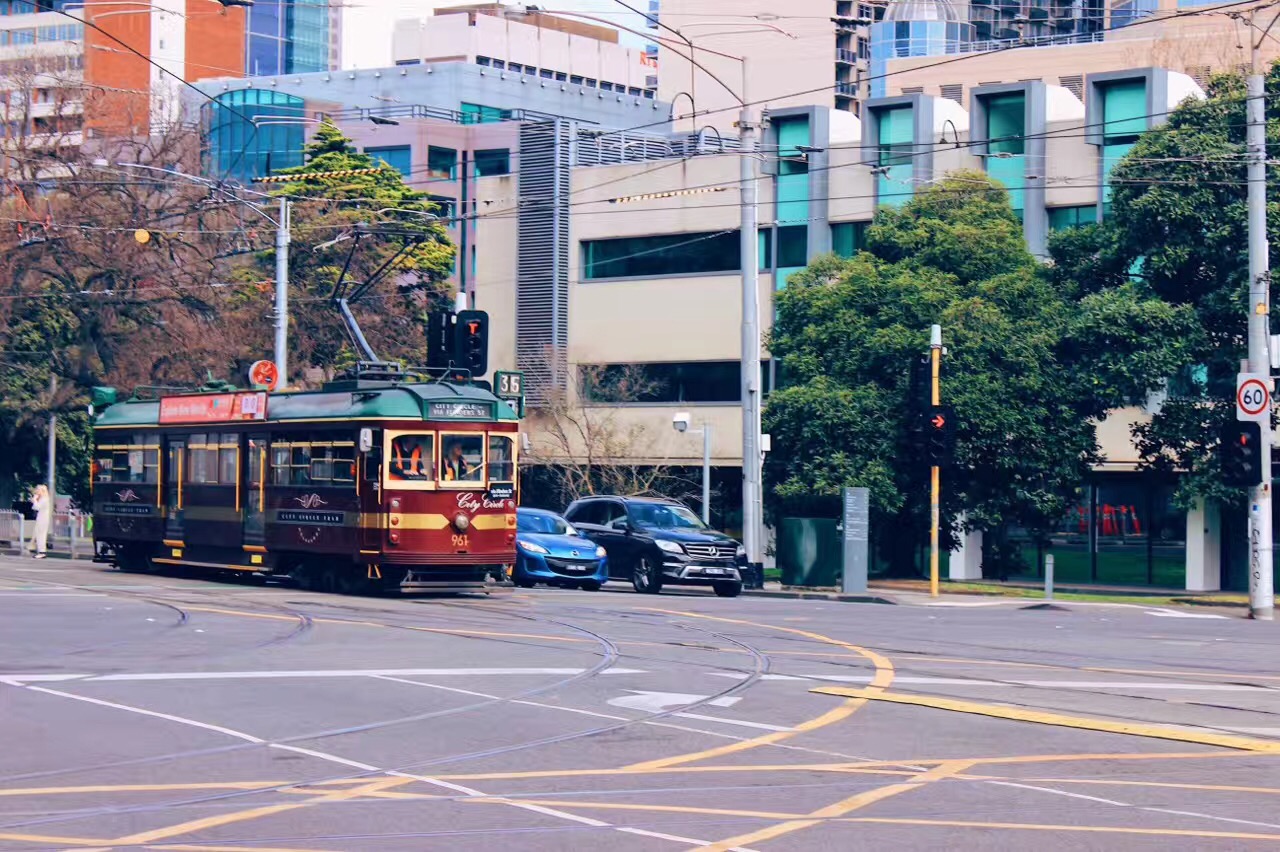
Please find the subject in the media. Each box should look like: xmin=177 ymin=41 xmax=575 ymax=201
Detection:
xmin=655 ymin=0 xmax=838 ymax=130
xmin=393 ymin=13 xmax=653 ymax=91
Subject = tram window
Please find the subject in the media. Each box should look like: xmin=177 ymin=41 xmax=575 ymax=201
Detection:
xmin=488 ymin=434 xmax=514 ymax=482
xmin=365 ymin=447 xmax=382 ymax=482
xmin=308 ymin=442 xmax=356 ymax=485
xmin=290 ymin=443 xmax=312 ymax=485
xmin=390 ymin=434 xmax=434 ymax=481
xmin=270 ymin=443 xmax=291 ymax=485
xmin=187 ymin=434 xmax=219 ymax=484
xmin=218 ymin=434 xmax=238 ymax=484
xmin=333 ymin=444 xmax=355 ymax=483
xmin=440 ymin=435 xmax=484 ymax=483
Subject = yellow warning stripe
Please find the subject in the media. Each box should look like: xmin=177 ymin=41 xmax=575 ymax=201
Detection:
xmin=253 ymin=167 xmax=387 ymax=183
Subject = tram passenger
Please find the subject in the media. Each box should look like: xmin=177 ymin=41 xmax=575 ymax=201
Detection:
xmin=441 ymin=440 xmax=480 ymax=481
xmin=390 ymin=436 xmax=430 ymax=480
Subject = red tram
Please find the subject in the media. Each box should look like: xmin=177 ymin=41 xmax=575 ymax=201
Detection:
xmin=90 ymin=371 xmax=520 ymax=592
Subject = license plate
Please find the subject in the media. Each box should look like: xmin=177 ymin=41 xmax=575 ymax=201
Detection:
xmin=700 ymin=566 xmax=728 ymax=575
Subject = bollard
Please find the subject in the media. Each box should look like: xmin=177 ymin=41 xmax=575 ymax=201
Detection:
xmin=18 ymin=515 xmax=24 ymax=555
xmin=1045 ymin=553 xmax=1055 ymax=602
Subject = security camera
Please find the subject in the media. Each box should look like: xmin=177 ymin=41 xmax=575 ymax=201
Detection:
xmin=672 ymin=411 xmax=691 ymax=433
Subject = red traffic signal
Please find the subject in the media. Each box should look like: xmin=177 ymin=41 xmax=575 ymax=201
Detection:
xmin=1222 ymin=421 xmax=1264 ymax=487
xmin=923 ymin=404 xmax=956 ymax=465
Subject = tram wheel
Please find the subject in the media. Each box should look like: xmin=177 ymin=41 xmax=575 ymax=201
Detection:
xmin=315 ymin=566 xmax=339 ymax=595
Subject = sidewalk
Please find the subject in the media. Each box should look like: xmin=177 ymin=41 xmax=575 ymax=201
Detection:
xmin=743 ymin=577 xmax=1250 ymax=609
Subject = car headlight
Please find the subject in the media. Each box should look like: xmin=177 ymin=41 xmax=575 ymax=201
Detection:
xmin=655 ymin=539 xmax=684 ymax=555
xmin=595 ymin=545 xmax=607 ymax=558
xmin=518 ymin=540 xmax=549 ymax=555
xmin=736 ymin=545 xmax=746 ymax=559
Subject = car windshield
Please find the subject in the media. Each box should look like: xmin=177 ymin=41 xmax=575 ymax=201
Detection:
xmin=518 ymin=512 xmax=576 ymax=536
xmin=630 ymin=503 xmax=707 ymax=530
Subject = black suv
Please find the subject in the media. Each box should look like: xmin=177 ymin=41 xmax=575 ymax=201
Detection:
xmin=564 ymin=496 xmax=746 ymax=597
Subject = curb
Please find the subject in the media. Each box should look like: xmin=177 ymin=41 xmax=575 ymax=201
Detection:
xmin=741 ymin=588 xmax=898 ymax=605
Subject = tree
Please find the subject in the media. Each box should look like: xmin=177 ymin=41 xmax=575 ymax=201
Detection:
xmin=765 ymin=173 xmax=1195 ymax=574
xmin=521 ymin=355 xmax=698 ymax=511
xmin=246 ymin=121 xmax=456 ymax=382
xmin=1055 ymin=67 xmax=1279 ymax=506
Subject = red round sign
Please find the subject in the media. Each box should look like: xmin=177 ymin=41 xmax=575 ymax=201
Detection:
xmin=249 ymin=360 xmax=279 ymax=391
xmin=1237 ymin=378 xmax=1270 ymax=417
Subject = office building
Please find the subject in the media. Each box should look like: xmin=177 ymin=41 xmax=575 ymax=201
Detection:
xmin=0 ymin=0 xmax=245 ymax=144
xmin=244 ymin=0 xmax=330 ymax=77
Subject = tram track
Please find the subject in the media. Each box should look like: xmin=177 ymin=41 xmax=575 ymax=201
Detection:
xmin=0 ymin=592 xmax=781 ymax=837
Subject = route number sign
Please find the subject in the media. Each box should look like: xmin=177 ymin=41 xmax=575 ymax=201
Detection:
xmin=1237 ymin=373 xmax=1272 ymax=422
xmin=494 ymin=370 xmax=525 ymax=417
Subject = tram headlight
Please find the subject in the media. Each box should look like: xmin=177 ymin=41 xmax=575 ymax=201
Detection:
xmin=454 ymin=513 xmax=471 ymax=532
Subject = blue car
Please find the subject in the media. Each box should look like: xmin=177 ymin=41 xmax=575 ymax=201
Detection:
xmin=513 ymin=507 xmax=608 ymax=590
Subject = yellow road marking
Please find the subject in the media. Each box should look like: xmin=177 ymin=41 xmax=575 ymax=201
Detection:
xmin=108 ymin=777 xmax=411 ymax=846
xmin=838 ymin=816 xmax=1280 ymax=841
xmin=809 ymin=687 xmax=1280 ymax=754
xmin=0 ymin=781 xmax=290 ymax=798
xmin=623 ymin=609 xmax=895 ymax=771
xmin=695 ymin=760 xmax=975 ymax=852
xmin=151 ymin=844 xmax=332 ymax=852
xmin=0 ymin=832 xmax=109 ymax=846
xmin=470 ymin=798 xmax=807 ymax=820
xmin=431 ymin=762 xmax=915 ymax=782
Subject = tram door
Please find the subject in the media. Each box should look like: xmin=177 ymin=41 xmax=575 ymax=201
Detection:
xmin=243 ymin=436 xmax=267 ymax=548
xmin=164 ymin=438 xmax=185 ymax=543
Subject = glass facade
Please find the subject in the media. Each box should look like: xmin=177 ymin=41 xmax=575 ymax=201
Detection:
xmin=876 ymin=105 xmax=915 ymax=208
xmin=868 ymin=20 xmax=973 ymax=97
xmin=582 ymin=230 xmax=774 ymax=280
xmin=365 ymin=145 xmax=411 ymax=177
xmin=982 ymin=91 xmax=1026 ymax=213
xmin=1098 ymin=79 xmax=1147 ymax=217
xmin=461 ymin=103 xmax=509 ymax=124
xmin=474 ymin=148 xmax=510 ymax=177
xmin=1110 ymin=0 xmax=1158 ymax=27
xmin=831 ymin=221 xmax=869 ymax=257
xmin=246 ymin=0 xmax=328 ymax=77
xmin=204 ymin=89 xmax=305 ymax=184
xmin=1048 ymin=204 xmax=1098 ymax=230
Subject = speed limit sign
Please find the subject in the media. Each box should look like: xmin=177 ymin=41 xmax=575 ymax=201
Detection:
xmin=1237 ymin=373 xmax=1272 ymax=422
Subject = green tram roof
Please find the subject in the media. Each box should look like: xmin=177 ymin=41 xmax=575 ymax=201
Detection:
xmin=94 ymin=382 xmax=519 ymax=430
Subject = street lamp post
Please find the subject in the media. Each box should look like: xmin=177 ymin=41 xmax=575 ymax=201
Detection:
xmin=674 ymin=413 xmax=713 ymax=525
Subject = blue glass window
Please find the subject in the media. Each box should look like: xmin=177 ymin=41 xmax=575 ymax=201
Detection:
xmin=203 ymin=89 xmax=305 ymax=184
xmin=365 ymin=145 xmax=411 ymax=177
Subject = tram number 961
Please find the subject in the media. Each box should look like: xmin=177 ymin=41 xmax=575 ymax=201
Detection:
xmin=451 ymin=534 xmax=470 ymax=547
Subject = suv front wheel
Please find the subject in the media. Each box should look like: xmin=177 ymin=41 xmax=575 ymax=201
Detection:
xmin=632 ymin=554 xmax=664 ymax=594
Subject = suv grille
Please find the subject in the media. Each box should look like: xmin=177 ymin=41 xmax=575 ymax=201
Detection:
xmin=683 ymin=544 xmax=736 ymax=561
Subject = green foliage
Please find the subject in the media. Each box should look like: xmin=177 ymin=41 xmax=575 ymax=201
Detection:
xmin=252 ymin=121 xmax=457 ymax=379
xmin=1057 ymin=66 xmax=1280 ymax=506
xmin=765 ymin=174 xmax=1194 ymax=574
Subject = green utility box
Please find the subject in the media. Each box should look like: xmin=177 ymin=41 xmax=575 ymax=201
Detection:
xmin=777 ymin=517 xmax=841 ymax=587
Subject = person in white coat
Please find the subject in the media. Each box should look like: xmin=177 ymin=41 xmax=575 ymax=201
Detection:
xmin=28 ymin=484 xmax=49 ymax=559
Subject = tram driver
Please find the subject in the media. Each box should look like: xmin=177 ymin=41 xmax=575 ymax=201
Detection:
xmin=441 ymin=439 xmax=482 ymax=482
xmin=390 ymin=435 xmax=432 ymax=480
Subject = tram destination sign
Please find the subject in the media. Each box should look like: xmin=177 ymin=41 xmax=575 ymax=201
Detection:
xmin=159 ymin=392 xmax=268 ymax=425
xmin=429 ymin=401 xmax=492 ymax=420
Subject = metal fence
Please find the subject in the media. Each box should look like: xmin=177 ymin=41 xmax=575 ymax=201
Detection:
xmin=0 ymin=510 xmax=91 ymax=558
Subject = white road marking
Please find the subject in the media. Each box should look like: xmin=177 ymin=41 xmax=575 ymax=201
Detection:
xmin=9 ymin=677 xmax=736 ymax=849
xmin=0 ymin=592 xmax=106 ymax=597
xmin=619 ymin=827 xmax=759 ymax=851
xmin=20 ymin=685 xmax=264 ymax=743
xmin=986 ymin=780 xmax=1130 ymax=807
xmin=1144 ymin=808 xmax=1280 ymax=830
xmin=709 ymin=672 xmax=1271 ymax=691
xmin=0 ymin=667 xmax=645 ymax=684
xmin=673 ymin=712 xmax=793 ymax=732
xmin=1145 ymin=609 xmax=1229 ymax=619
xmin=608 ymin=691 xmax=741 ymax=713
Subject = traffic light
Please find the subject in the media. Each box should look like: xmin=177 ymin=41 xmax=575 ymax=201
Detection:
xmin=454 ymin=309 xmax=489 ymax=377
xmin=923 ymin=404 xmax=956 ymax=465
xmin=426 ymin=311 xmax=453 ymax=369
xmin=1222 ymin=421 xmax=1264 ymax=487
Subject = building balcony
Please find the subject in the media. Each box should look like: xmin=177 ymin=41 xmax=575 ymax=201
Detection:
xmin=835 ymin=81 xmax=859 ymax=98
xmin=836 ymin=47 xmax=857 ymax=64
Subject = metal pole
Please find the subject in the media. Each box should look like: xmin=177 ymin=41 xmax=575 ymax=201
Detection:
xmin=46 ymin=374 xmax=56 ymax=499
xmin=1247 ymin=28 xmax=1275 ymax=620
xmin=739 ymin=59 xmax=763 ymax=587
xmin=274 ymin=198 xmax=291 ymax=389
xmin=929 ymin=324 xmax=942 ymax=598
xmin=1045 ymin=553 xmax=1055 ymax=602
xmin=702 ymin=424 xmax=712 ymax=525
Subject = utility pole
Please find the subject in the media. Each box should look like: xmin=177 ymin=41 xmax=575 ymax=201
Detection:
xmin=739 ymin=59 xmax=764 ymax=588
xmin=274 ymin=197 xmax=291 ymax=390
xmin=1246 ymin=13 xmax=1275 ymax=620
xmin=46 ymin=374 xmax=56 ymax=499
xmin=929 ymin=324 xmax=942 ymax=598
xmin=702 ymin=423 xmax=712 ymax=526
